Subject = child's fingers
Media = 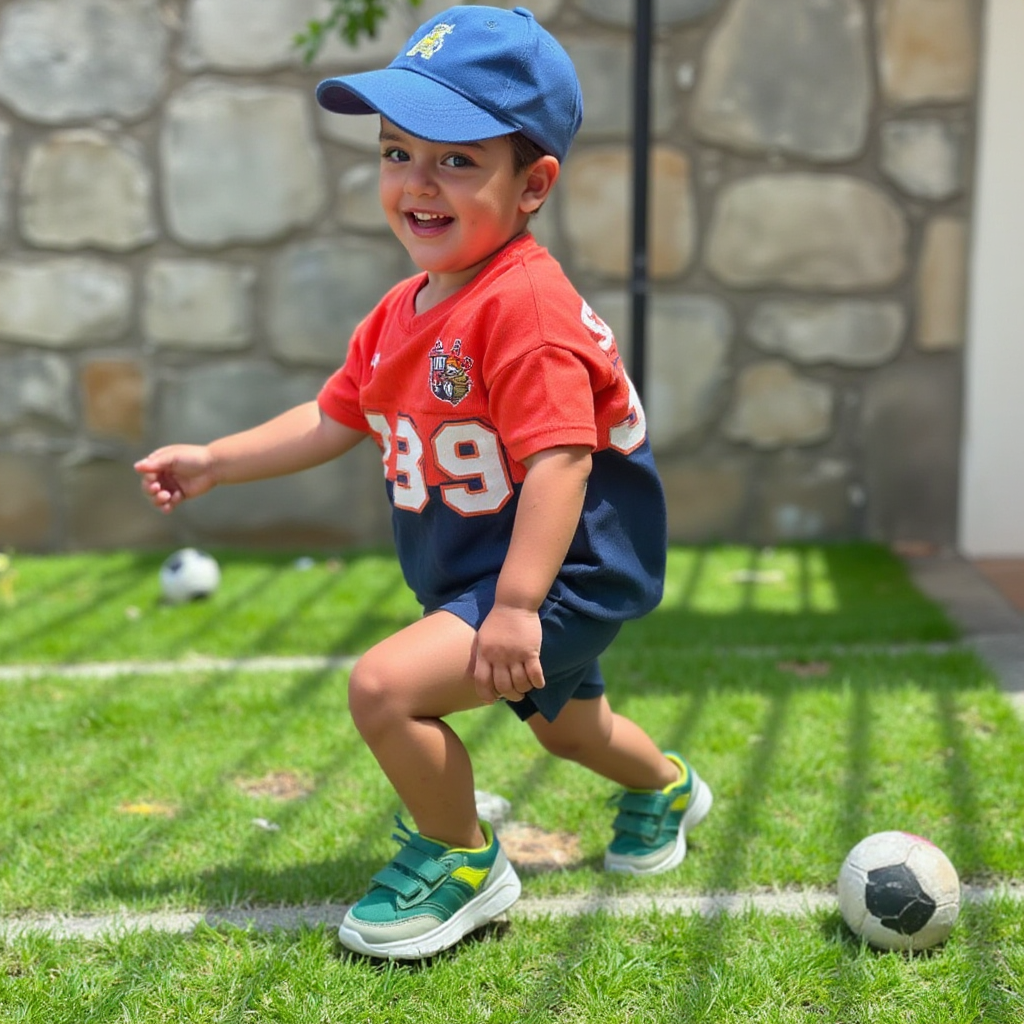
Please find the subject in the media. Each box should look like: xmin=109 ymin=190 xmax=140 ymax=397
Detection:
xmin=133 ymin=455 xmax=166 ymax=474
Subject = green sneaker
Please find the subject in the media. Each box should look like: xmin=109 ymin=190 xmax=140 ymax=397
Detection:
xmin=338 ymin=818 xmax=521 ymax=960
xmin=604 ymin=753 xmax=712 ymax=876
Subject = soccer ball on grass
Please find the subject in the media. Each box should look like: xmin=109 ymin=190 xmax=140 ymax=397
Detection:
xmin=159 ymin=548 xmax=220 ymax=604
xmin=838 ymin=830 xmax=961 ymax=951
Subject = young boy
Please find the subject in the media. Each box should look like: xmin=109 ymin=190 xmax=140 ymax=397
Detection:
xmin=136 ymin=5 xmax=711 ymax=960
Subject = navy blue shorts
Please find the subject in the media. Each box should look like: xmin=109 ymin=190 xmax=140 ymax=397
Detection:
xmin=438 ymin=578 xmax=621 ymax=723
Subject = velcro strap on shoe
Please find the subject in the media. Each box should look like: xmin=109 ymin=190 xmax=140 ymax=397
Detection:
xmin=617 ymin=790 xmax=672 ymax=815
xmin=612 ymin=809 xmax=663 ymax=842
xmin=392 ymin=844 xmax=449 ymax=887
xmin=611 ymin=791 xmax=674 ymax=843
xmin=370 ymin=864 xmax=425 ymax=900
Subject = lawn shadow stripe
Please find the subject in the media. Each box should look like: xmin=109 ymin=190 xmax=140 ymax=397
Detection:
xmin=0 ymin=557 xmax=153 ymax=663
xmin=0 ymin=660 xmax=336 ymax=868
xmin=0 ymin=662 xmax=370 ymax=908
xmin=840 ymin=672 xmax=873 ymax=856
xmin=67 ymin=666 xmax=339 ymax=903
xmin=70 ymin=663 xmax=426 ymax=910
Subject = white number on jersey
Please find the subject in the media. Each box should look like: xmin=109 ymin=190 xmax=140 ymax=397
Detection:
xmin=365 ymin=413 xmax=512 ymax=516
xmin=608 ymin=374 xmax=647 ymax=454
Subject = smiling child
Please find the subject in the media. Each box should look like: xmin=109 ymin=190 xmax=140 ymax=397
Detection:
xmin=136 ymin=5 xmax=712 ymax=961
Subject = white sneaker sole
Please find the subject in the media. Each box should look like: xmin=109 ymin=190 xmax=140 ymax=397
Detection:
xmin=604 ymin=770 xmax=714 ymax=876
xmin=337 ymin=858 xmax=522 ymax=960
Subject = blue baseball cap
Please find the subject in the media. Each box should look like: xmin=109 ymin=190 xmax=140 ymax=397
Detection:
xmin=315 ymin=5 xmax=583 ymax=162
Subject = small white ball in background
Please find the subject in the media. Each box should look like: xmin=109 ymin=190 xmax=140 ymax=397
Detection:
xmin=159 ymin=548 xmax=221 ymax=604
xmin=838 ymin=830 xmax=961 ymax=951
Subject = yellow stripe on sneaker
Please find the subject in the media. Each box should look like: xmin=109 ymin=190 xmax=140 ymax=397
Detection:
xmin=661 ymin=758 xmax=689 ymax=794
xmin=451 ymin=865 xmax=490 ymax=890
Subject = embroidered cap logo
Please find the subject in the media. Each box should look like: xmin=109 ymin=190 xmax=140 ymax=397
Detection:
xmin=406 ymin=23 xmax=454 ymax=60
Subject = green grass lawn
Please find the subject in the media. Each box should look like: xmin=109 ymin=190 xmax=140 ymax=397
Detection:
xmin=0 ymin=543 xmax=955 ymax=664
xmin=1 ymin=543 xmax=1022 ymax=1023
xmin=3 ymin=903 xmax=1022 ymax=1024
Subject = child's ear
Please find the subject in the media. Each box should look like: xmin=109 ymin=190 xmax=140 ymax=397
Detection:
xmin=520 ymin=155 xmax=560 ymax=214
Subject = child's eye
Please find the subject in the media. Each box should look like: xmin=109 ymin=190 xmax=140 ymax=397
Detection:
xmin=442 ymin=153 xmax=474 ymax=168
xmin=382 ymin=147 xmax=408 ymax=162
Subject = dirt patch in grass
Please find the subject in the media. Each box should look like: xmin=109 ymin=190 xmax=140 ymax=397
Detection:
xmin=233 ymin=771 xmax=314 ymax=801
xmin=499 ymin=823 xmax=584 ymax=873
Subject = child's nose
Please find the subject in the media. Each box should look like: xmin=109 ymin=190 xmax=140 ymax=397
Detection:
xmin=404 ymin=162 xmax=438 ymax=196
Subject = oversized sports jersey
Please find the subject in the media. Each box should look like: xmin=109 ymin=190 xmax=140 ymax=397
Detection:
xmin=318 ymin=234 xmax=666 ymax=624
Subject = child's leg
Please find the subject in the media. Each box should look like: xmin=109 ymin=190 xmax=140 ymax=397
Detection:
xmin=340 ymin=609 xmax=522 ymax=960
xmin=527 ymin=694 xmax=679 ymax=791
xmin=347 ymin=609 xmax=491 ymax=849
xmin=529 ymin=693 xmax=713 ymax=877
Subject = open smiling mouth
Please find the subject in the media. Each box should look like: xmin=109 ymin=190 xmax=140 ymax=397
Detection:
xmin=408 ymin=211 xmax=454 ymax=231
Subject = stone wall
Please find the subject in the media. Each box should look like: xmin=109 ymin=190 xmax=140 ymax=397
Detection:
xmin=0 ymin=0 xmax=979 ymax=552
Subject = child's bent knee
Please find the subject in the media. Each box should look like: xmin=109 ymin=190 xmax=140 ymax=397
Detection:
xmin=347 ymin=656 xmax=396 ymax=731
xmin=534 ymin=729 xmax=592 ymax=763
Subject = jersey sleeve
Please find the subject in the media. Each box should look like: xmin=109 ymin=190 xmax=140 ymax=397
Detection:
xmin=487 ymin=345 xmax=599 ymax=463
xmin=318 ymin=365 xmax=367 ymax=433
xmin=317 ymin=317 xmax=376 ymax=433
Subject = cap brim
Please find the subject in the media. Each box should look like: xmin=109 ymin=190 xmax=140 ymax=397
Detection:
xmin=316 ymin=68 xmax=520 ymax=144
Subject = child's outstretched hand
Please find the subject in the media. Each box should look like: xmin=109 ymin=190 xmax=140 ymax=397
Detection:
xmin=134 ymin=445 xmax=217 ymax=513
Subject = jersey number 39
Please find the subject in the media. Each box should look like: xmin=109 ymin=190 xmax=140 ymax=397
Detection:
xmin=364 ymin=377 xmax=646 ymax=518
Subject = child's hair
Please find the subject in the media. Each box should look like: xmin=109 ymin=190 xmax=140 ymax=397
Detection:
xmin=508 ymin=132 xmax=548 ymax=173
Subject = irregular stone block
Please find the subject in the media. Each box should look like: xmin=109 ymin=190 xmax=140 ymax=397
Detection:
xmin=563 ymin=146 xmax=695 ymax=280
xmin=336 ymin=163 xmax=390 ymax=232
xmin=0 ymin=0 xmax=168 ymax=124
xmin=578 ymin=0 xmax=720 ymax=26
xmin=877 ymin=0 xmax=978 ymax=105
xmin=155 ymin=362 xmax=392 ymax=544
xmin=692 ymin=0 xmax=871 ymax=161
xmin=916 ymin=217 xmax=967 ymax=350
xmin=81 ymin=359 xmax=145 ymax=442
xmin=318 ymin=109 xmax=385 ymax=152
xmin=156 ymin=363 xmax=323 ymax=447
xmin=748 ymin=300 xmax=905 ymax=367
xmin=0 ymin=453 xmax=53 ymax=549
xmin=706 ymin=174 xmax=907 ymax=290
xmin=863 ymin=360 xmax=960 ymax=544
xmin=0 ymin=259 xmax=131 ymax=346
xmin=179 ymin=0 xmax=424 ymax=72
xmin=65 ymin=458 xmax=175 ymax=550
xmin=162 ymin=81 xmax=327 ymax=247
xmin=723 ymin=360 xmax=834 ymax=449
xmin=566 ymin=39 xmax=673 ymax=139
xmin=592 ymin=290 xmax=732 ymax=449
xmin=144 ymin=260 xmax=256 ymax=349
xmin=880 ymin=119 xmax=966 ymax=200
xmin=660 ymin=459 xmax=748 ymax=542
xmin=181 ymin=0 xmax=335 ymax=71
xmin=754 ymin=454 xmax=852 ymax=543
xmin=269 ymin=238 xmax=411 ymax=367
xmin=21 ymin=130 xmax=157 ymax=251
xmin=0 ymin=353 xmax=74 ymax=430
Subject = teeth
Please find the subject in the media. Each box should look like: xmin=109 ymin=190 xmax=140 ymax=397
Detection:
xmin=412 ymin=212 xmax=446 ymax=223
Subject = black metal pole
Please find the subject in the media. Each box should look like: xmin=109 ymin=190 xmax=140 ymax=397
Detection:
xmin=630 ymin=0 xmax=653 ymax=404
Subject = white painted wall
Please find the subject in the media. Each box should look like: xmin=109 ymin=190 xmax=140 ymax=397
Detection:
xmin=959 ymin=0 xmax=1024 ymax=556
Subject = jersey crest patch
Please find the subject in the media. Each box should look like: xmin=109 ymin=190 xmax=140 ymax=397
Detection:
xmin=429 ymin=338 xmax=474 ymax=406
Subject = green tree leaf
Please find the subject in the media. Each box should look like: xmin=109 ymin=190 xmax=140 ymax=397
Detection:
xmin=294 ymin=0 xmax=423 ymax=63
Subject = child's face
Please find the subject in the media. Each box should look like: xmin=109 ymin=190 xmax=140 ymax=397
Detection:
xmin=378 ymin=119 xmax=553 ymax=296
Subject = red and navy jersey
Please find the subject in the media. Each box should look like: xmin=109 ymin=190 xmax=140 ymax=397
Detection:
xmin=318 ymin=234 xmax=666 ymax=622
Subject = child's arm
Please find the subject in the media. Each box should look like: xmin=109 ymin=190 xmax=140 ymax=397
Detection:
xmin=473 ymin=445 xmax=592 ymax=704
xmin=134 ymin=400 xmax=365 ymax=513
